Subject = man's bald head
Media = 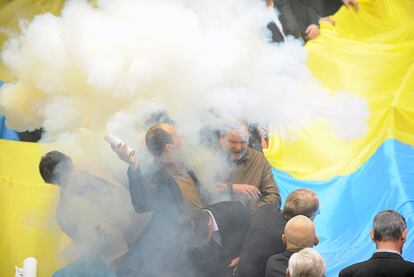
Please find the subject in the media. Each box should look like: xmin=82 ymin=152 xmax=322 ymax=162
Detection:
xmin=145 ymin=123 xmax=180 ymax=157
xmin=284 ymin=215 xmax=317 ymax=252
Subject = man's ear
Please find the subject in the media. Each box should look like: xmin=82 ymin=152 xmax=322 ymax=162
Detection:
xmin=370 ymin=229 xmax=375 ymax=242
xmin=164 ymin=144 xmax=173 ymax=153
xmin=402 ymin=228 xmax=407 ymax=242
xmin=314 ymin=235 xmax=319 ymax=246
xmin=286 ymin=268 xmax=290 ymax=277
xmin=282 ymin=234 xmax=287 ymax=247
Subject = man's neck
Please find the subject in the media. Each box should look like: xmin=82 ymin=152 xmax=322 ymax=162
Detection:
xmin=375 ymin=241 xmax=402 ymax=254
xmin=156 ymin=155 xmax=176 ymax=164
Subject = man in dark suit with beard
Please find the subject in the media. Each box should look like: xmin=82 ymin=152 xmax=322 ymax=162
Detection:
xmin=339 ymin=210 xmax=414 ymax=277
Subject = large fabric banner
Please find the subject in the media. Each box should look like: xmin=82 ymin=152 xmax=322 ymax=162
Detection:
xmin=0 ymin=139 xmax=66 ymax=277
xmin=265 ymin=0 xmax=414 ymax=275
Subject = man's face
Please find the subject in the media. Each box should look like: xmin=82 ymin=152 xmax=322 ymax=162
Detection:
xmin=221 ymin=127 xmax=249 ymax=161
xmin=161 ymin=124 xmax=184 ymax=158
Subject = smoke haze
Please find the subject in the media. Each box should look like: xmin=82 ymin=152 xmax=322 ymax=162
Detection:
xmin=0 ymin=0 xmax=367 ymax=145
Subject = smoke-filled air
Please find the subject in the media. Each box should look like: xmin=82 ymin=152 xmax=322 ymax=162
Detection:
xmin=0 ymin=0 xmax=368 ymax=143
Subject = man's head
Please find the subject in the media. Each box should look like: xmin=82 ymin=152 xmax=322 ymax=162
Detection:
xmin=282 ymin=215 xmax=318 ymax=252
xmin=145 ymin=123 xmax=182 ymax=161
xmin=287 ymin=248 xmax=325 ymax=277
xmin=220 ymin=121 xmax=250 ymax=161
xmin=370 ymin=210 xmax=407 ymax=253
xmin=282 ymin=189 xmax=319 ymax=221
xmin=39 ymin=151 xmax=74 ymax=185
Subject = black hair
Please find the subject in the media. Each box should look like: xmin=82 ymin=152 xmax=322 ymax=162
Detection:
xmin=39 ymin=151 xmax=73 ymax=184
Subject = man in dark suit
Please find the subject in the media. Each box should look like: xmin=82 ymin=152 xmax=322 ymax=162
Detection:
xmin=274 ymin=0 xmax=323 ymax=41
xmin=112 ymin=123 xmax=210 ymax=277
xmin=266 ymin=0 xmax=359 ymax=43
xmin=189 ymin=201 xmax=252 ymax=277
xmin=235 ymin=188 xmax=319 ymax=277
xmin=265 ymin=215 xmax=319 ymax=277
xmin=339 ymin=210 xmax=414 ymax=277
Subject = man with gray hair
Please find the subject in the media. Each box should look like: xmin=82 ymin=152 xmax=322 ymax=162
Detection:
xmin=339 ymin=209 xmax=414 ymax=277
xmin=286 ymin=248 xmax=326 ymax=277
xmin=217 ymin=121 xmax=281 ymax=212
xmin=265 ymin=215 xmax=319 ymax=277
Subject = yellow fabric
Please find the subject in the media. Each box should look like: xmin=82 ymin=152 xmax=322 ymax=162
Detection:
xmin=0 ymin=139 xmax=68 ymax=277
xmin=265 ymin=0 xmax=414 ymax=180
xmin=0 ymin=0 xmax=65 ymax=81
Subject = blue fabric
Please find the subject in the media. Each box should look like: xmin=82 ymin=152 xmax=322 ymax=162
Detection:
xmin=0 ymin=81 xmax=20 ymax=141
xmin=273 ymin=138 xmax=414 ymax=277
xmin=0 ymin=116 xmax=20 ymax=141
xmin=51 ymin=255 xmax=117 ymax=277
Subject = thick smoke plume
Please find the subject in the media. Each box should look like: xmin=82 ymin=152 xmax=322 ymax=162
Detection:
xmin=0 ymin=0 xmax=368 ymax=146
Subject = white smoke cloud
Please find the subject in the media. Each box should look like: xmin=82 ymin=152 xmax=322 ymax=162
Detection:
xmin=0 ymin=0 xmax=368 ymax=145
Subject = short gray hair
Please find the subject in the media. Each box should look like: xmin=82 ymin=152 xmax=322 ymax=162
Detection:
xmin=282 ymin=189 xmax=319 ymax=221
xmin=288 ymin=248 xmax=325 ymax=277
xmin=373 ymin=210 xmax=406 ymax=241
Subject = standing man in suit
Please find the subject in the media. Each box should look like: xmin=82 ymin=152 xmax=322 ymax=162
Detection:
xmin=189 ymin=201 xmax=252 ymax=277
xmin=235 ymin=188 xmax=319 ymax=277
xmin=265 ymin=215 xmax=319 ymax=277
xmin=339 ymin=210 xmax=414 ymax=277
xmin=112 ymin=123 xmax=210 ymax=277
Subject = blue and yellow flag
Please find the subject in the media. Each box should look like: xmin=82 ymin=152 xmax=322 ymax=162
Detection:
xmin=265 ymin=0 xmax=414 ymax=275
xmin=0 ymin=0 xmax=414 ymax=276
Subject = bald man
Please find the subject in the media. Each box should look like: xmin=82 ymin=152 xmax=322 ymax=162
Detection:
xmin=265 ymin=215 xmax=319 ymax=277
xmin=112 ymin=123 xmax=209 ymax=277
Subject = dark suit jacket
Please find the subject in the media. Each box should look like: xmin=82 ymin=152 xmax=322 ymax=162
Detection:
xmin=274 ymin=0 xmax=322 ymax=41
xmin=208 ymin=201 xmax=252 ymax=262
xmin=117 ymin=164 xmax=206 ymax=277
xmin=339 ymin=252 xmax=414 ymax=277
xmin=235 ymin=204 xmax=288 ymax=277
xmin=191 ymin=201 xmax=252 ymax=277
xmin=267 ymin=22 xmax=285 ymax=43
xmin=265 ymin=250 xmax=294 ymax=277
xmin=323 ymin=0 xmax=342 ymax=16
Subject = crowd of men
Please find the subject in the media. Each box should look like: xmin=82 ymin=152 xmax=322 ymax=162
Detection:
xmin=34 ymin=0 xmax=414 ymax=276
xmin=39 ymin=118 xmax=414 ymax=277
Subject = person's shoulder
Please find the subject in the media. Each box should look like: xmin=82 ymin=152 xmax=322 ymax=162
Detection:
xmin=267 ymin=253 xmax=285 ymax=264
xmin=339 ymin=260 xmax=368 ymax=277
xmin=400 ymin=258 xmax=414 ymax=270
xmin=255 ymin=204 xmax=282 ymax=218
xmin=247 ymin=147 xmax=268 ymax=163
